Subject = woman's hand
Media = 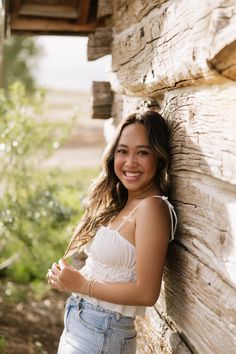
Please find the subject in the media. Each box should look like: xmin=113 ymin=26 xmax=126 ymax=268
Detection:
xmin=47 ymin=259 xmax=87 ymax=294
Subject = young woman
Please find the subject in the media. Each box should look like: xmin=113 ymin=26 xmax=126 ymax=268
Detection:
xmin=47 ymin=111 xmax=177 ymax=354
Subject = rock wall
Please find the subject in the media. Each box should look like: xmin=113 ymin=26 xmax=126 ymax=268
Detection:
xmin=110 ymin=0 xmax=236 ymax=353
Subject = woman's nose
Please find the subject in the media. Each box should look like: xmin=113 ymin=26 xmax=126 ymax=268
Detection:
xmin=124 ymin=154 xmax=138 ymax=166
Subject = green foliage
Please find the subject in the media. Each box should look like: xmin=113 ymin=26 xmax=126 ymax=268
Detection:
xmin=0 ymin=335 xmax=6 ymax=354
xmin=0 ymin=83 xmax=98 ymax=283
xmin=2 ymin=36 xmax=41 ymax=93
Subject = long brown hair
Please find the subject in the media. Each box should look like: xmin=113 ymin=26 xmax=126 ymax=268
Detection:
xmin=64 ymin=111 xmax=170 ymax=258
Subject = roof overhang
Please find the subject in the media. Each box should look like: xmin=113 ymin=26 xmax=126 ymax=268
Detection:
xmin=4 ymin=0 xmax=106 ymax=36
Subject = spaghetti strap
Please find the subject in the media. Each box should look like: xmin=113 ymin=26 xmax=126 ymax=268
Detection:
xmin=152 ymin=195 xmax=177 ymax=241
xmin=116 ymin=195 xmax=177 ymax=241
xmin=116 ymin=204 xmax=140 ymax=232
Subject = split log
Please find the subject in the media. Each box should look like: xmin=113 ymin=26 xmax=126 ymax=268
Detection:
xmin=97 ymin=0 xmax=112 ymax=19
xmin=111 ymin=0 xmax=236 ymax=96
xmin=156 ymin=242 xmax=236 ymax=353
xmin=88 ymin=27 xmax=112 ymax=60
xmin=92 ymin=81 xmax=113 ymax=119
xmin=112 ymin=0 xmax=169 ymax=33
xmin=135 ymin=307 xmax=191 ymax=353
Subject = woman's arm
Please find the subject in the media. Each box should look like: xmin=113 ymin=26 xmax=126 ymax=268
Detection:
xmin=48 ymin=197 xmax=170 ymax=306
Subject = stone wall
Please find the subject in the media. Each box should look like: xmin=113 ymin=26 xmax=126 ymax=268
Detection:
xmin=110 ymin=0 xmax=236 ymax=352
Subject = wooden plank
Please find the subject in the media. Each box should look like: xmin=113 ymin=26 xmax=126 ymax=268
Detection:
xmin=9 ymin=0 xmax=21 ymax=22
xmin=18 ymin=3 xmax=78 ymax=19
xmin=111 ymin=0 xmax=236 ymax=96
xmin=88 ymin=27 xmax=112 ymax=60
xmin=156 ymin=243 xmax=236 ymax=353
xmin=172 ymin=175 xmax=236 ymax=287
xmin=92 ymin=81 xmax=113 ymax=119
xmin=78 ymin=0 xmax=91 ymax=24
xmin=10 ymin=17 xmax=96 ymax=33
xmin=164 ymin=86 xmax=236 ymax=186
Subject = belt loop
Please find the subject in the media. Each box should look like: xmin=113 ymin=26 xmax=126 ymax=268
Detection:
xmin=77 ymin=296 xmax=82 ymax=310
xmin=116 ymin=312 xmax=120 ymax=320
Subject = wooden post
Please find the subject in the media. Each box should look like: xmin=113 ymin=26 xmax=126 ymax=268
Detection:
xmin=87 ymin=27 xmax=112 ymax=61
xmin=92 ymin=81 xmax=113 ymax=119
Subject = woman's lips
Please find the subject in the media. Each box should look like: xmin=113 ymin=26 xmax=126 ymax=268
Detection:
xmin=123 ymin=171 xmax=142 ymax=181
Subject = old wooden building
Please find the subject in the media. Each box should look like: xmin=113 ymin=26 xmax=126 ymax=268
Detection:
xmin=3 ymin=0 xmax=236 ymax=353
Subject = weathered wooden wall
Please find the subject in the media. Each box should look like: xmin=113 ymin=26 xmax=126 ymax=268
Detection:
xmin=110 ymin=0 xmax=236 ymax=353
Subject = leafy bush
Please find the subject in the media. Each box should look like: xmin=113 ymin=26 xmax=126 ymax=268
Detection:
xmin=0 ymin=83 xmax=98 ymax=282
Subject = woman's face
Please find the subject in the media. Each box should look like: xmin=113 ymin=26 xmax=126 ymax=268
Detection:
xmin=114 ymin=123 xmax=159 ymax=195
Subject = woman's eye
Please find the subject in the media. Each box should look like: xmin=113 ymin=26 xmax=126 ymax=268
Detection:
xmin=138 ymin=151 xmax=148 ymax=156
xmin=116 ymin=149 xmax=127 ymax=154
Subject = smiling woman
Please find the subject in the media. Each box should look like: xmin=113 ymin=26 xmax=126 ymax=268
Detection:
xmin=114 ymin=124 xmax=159 ymax=194
xmin=47 ymin=110 xmax=177 ymax=354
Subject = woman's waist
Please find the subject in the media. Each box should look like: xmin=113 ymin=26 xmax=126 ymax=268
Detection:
xmin=70 ymin=293 xmax=145 ymax=318
xmin=80 ymin=257 xmax=136 ymax=282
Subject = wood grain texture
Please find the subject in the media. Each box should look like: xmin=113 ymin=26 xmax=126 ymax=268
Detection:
xmin=88 ymin=27 xmax=112 ymax=60
xmin=164 ymin=85 xmax=236 ymax=185
xmin=112 ymin=0 xmax=170 ymax=33
xmin=92 ymin=81 xmax=113 ymax=119
xmin=111 ymin=0 xmax=236 ymax=96
xmin=98 ymin=0 xmax=112 ymax=19
xmin=156 ymin=241 xmax=236 ymax=353
xmin=135 ymin=307 xmax=191 ymax=354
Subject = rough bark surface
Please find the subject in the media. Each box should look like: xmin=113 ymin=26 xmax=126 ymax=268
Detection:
xmin=88 ymin=27 xmax=112 ymax=61
xmin=92 ymin=81 xmax=113 ymax=119
xmin=111 ymin=0 xmax=236 ymax=96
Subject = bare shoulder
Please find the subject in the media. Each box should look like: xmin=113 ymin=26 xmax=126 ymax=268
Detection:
xmin=135 ymin=196 xmax=171 ymax=241
xmin=136 ymin=196 xmax=170 ymax=220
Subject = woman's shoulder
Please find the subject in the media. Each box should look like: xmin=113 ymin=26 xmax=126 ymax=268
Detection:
xmin=136 ymin=195 xmax=170 ymax=221
xmin=138 ymin=195 xmax=169 ymax=208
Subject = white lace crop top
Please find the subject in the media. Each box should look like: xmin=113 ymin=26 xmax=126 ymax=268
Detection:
xmin=73 ymin=195 xmax=177 ymax=318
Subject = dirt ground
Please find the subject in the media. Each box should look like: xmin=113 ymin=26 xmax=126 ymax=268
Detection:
xmin=0 ymin=286 xmax=67 ymax=354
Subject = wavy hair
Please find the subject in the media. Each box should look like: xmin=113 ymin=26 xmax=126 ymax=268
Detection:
xmin=64 ymin=111 xmax=170 ymax=258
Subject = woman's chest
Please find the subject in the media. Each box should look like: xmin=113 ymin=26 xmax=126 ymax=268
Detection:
xmin=87 ymin=227 xmax=136 ymax=269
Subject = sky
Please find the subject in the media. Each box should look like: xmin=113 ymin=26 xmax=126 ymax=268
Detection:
xmin=34 ymin=36 xmax=112 ymax=92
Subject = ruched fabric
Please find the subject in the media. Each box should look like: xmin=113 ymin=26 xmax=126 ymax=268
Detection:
xmin=75 ymin=226 xmax=144 ymax=317
xmin=73 ymin=195 xmax=177 ymax=318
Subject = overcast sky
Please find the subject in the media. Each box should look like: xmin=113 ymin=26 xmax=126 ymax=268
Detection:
xmin=34 ymin=36 xmax=112 ymax=92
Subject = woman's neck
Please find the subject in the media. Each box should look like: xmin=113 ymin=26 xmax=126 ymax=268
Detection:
xmin=127 ymin=186 xmax=161 ymax=203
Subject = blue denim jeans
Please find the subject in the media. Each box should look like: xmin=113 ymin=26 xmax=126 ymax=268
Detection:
xmin=57 ymin=295 xmax=137 ymax=354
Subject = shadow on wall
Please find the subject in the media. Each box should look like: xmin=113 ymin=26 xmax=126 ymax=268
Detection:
xmin=162 ymin=109 xmax=235 ymax=353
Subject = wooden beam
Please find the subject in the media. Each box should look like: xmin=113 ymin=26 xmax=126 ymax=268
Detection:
xmin=88 ymin=27 xmax=112 ymax=60
xmin=111 ymin=0 xmax=236 ymax=96
xmin=18 ymin=3 xmax=79 ymax=19
xmin=10 ymin=17 xmax=97 ymax=33
xmin=78 ymin=0 xmax=91 ymax=24
xmin=92 ymin=81 xmax=113 ymax=119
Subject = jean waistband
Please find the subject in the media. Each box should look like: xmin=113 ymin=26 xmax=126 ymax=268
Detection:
xmin=69 ymin=295 xmax=134 ymax=321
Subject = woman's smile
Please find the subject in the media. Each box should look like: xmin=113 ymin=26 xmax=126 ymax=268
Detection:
xmin=114 ymin=123 xmax=159 ymax=195
xmin=123 ymin=171 xmax=142 ymax=181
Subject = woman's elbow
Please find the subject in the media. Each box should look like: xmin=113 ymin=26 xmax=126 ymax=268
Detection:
xmin=142 ymin=289 xmax=160 ymax=306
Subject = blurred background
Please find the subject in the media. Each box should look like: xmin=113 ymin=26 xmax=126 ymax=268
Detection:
xmin=0 ymin=7 xmax=112 ymax=354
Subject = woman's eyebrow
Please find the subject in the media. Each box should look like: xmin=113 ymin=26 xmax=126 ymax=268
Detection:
xmin=117 ymin=144 xmax=151 ymax=149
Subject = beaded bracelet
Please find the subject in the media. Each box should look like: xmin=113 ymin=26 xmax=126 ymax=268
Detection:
xmin=86 ymin=279 xmax=97 ymax=297
xmin=90 ymin=280 xmax=96 ymax=298
xmin=86 ymin=279 xmax=92 ymax=297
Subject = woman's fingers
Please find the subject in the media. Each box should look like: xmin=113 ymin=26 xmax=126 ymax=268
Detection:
xmin=52 ymin=263 xmax=61 ymax=275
